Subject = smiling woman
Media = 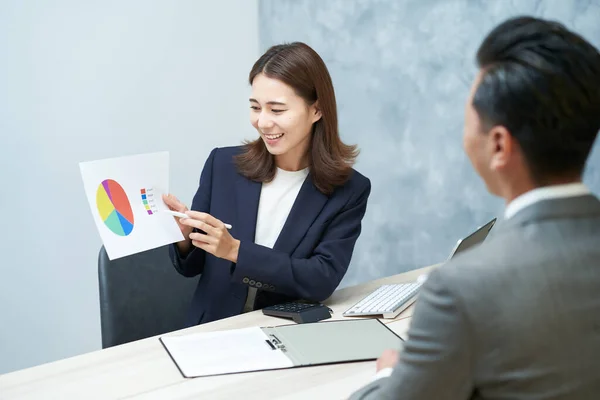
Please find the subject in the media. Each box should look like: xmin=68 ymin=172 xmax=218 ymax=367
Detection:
xmin=163 ymin=42 xmax=372 ymax=327
xmin=237 ymin=42 xmax=358 ymax=195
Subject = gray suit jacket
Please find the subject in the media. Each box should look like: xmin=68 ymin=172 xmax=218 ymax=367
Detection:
xmin=350 ymin=195 xmax=600 ymax=400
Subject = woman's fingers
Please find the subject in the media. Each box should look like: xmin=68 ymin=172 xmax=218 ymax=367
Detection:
xmin=183 ymin=212 xmax=238 ymax=262
xmin=184 ymin=211 xmax=224 ymax=229
xmin=189 ymin=232 xmax=215 ymax=244
xmin=191 ymin=240 xmax=212 ymax=253
xmin=162 ymin=194 xmax=187 ymax=212
xmin=162 ymin=194 xmax=193 ymax=237
xmin=181 ymin=217 xmax=220 ymax=236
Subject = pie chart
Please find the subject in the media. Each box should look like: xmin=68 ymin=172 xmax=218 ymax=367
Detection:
xmin=96 ymin=179 xmax=135 ymax=236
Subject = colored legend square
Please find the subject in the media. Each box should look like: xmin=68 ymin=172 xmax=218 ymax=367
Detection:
xmin=140 ymin=187 xmax=158 ymax=216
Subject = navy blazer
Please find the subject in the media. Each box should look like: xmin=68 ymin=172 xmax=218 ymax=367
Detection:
xmin=170 ymin=146 xmax=371 ymax=326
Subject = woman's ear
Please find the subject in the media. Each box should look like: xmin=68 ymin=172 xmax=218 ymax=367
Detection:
xmin=311 ymin=101 xmax=322 ymax=123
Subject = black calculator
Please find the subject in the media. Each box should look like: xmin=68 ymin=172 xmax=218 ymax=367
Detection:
xmin=262 ymin=302 xmax=333 ymax=324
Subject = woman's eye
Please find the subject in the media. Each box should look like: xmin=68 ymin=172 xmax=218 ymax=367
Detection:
xmin=272 ymin=109 xmax=285 ymax=113
xmin=250 ymin=106 xmax=260 ymax=111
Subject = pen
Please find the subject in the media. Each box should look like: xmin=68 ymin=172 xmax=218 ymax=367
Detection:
xmin=162 ymin=209 xmax=232 ymax=229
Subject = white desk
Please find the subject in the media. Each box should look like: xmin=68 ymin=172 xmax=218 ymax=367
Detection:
xmin=0 ymin=266 xmax=433 ymax=400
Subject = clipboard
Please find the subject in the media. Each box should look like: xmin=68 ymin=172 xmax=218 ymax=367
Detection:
xmin=159 ymin=318 xmax=403 ymax=378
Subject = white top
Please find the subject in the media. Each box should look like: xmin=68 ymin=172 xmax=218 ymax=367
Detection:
xmin=504 ymin=182 xmax=590 ymax=219
xmin=243 ymin=167 xmax=309 ymax=312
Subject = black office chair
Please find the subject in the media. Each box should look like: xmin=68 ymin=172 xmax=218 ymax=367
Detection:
xmin=98 ymin=245 xmax=198 ymax=348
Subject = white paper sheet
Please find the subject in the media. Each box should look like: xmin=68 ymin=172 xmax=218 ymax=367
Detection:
xmin=79 ymin=151 xmax=184 ymax=259
xmin=161 ymin=327 xmax=294 ymax=377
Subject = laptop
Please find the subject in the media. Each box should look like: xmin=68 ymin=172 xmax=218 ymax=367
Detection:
xmin=343 ymin=217 xmax=497 ymax=319
xmin=446 ymin=218 xmax=497 ymax=261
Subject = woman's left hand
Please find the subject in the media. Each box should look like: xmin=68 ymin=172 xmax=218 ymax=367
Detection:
xmin=180 ymin=211 xmax=240 ymax=263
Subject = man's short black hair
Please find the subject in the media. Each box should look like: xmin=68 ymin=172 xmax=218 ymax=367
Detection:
xmin=473 ymin=16 xmax=600 ymax=183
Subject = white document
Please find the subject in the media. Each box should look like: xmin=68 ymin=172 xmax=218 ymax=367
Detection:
xmin=160 ymin=327 xmax=294 ymax=377
xmin=79 ymin=152 xmax=184 ymax=259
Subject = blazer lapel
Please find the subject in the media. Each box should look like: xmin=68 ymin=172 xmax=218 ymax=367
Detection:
xmin=235 ymin=174 xmax=262 ymax=243
xmin=273 ymin=174 xmax=329 ymax=254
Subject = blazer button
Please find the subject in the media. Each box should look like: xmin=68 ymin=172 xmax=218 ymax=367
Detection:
xmin=242 ymin=277 xmax=249 ymax=284
xmin=256 ymin=282 xmax=263 ymax=288
xmin=249 ymin=280 xmax=256 ymax=286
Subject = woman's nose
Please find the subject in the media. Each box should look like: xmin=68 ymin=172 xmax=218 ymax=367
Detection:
xmin=257 ymin=112 xmax=274 ymax=130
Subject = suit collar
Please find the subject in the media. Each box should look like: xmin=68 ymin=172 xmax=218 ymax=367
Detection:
xmin=498 ymin=194 xmax=600 ymax=232
xmin=504 ymin=183 xmax=590 ymax=219
xmin=234 ymin=174 xmax=261 ymax=243
xmin=273 ymin=173 xmax=328 ymax=254
xmin=234 ymin=172 xmax=329 ymax=254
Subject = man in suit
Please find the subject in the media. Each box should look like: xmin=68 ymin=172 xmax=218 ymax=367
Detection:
xmin=349 ymin=16 xmax=600 ymax=400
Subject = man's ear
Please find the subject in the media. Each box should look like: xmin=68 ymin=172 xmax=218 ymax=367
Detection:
xmin=489 ymin=125 xmax=513 ymax=171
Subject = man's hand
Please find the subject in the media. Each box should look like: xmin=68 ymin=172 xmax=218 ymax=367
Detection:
xmin=376 ymin=349 xmax=399 ymax=372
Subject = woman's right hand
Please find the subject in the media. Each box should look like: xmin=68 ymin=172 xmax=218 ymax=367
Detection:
xmin=162 ymin=193 xmax=194 ymax=240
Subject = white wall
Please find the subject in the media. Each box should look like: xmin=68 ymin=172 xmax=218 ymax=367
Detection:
xmin=0 ymin=0 xmax=258 ymax=374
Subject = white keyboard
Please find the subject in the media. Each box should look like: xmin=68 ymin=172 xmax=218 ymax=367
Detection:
xmin=343 ymin=282 xmax=422 ymax=319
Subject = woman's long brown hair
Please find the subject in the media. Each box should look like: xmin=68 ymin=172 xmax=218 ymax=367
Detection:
xmin=234 ymin=42 xmax=358 ymax=196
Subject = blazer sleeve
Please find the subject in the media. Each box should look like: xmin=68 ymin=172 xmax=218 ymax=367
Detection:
xmin=230 ymin=179 xmax=371 ymax=302
xmin=348 ymin=267 xmax=474 ymax=400
xmin=169 ymin=147 xmax=217 ymax=277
